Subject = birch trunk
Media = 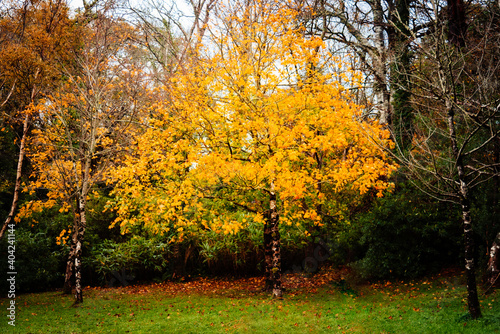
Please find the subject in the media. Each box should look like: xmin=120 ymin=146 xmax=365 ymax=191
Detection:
xmin=74 ymin=194 xmax=87 ymax=304
xmin=269 ymin=180 xmax=282 ymax=298
xmin=0 ymin=70 xmax=39 ymax=240
xmin=447 ymin=101 xmax=482 ymax=319
xmin=63 ymin=228 xmax=78 ymax=294
xmin=263 ymin=219 xmax=273 ymax=291
xmin=487 ymin=232 xmax=500 ymax=285
xmin=373 ymin=0 xmax=391 ymax=126
xmin=0 ymin=113 xmax=29 ymax=240
xmin=64 ymin=196 xmax=82 ymax=294
xmin=461 ymin=196 xmax=482 ymax=318
xmin=73 ymin=150 xmax=92 ymax=304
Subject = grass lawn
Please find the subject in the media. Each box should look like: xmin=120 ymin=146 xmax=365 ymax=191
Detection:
xmin=1 ymin=268 xmax=499 ymax=333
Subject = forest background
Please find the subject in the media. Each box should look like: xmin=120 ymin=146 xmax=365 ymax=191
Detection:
xmin=0 ymin=0 xmax=498 ymax=320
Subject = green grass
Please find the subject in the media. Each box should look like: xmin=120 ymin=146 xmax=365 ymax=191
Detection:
xmin=1 ymin=273 xmax=499 ymax=333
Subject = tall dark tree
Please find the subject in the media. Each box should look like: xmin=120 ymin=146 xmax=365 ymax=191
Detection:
xmin=447 ymin=0 xmax=467 ymax=47
xmin=389 ymin=0 xmax=414 ymax=151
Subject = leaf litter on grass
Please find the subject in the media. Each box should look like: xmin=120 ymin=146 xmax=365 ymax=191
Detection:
xmin=2 ymin=266 xmax=499 ymax=333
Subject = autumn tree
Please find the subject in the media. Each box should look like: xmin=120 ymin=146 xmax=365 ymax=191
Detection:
xmin=19 ymin=2 xmax=149 ymax=303
xmin=110 ymin=0 xmax=396 ymax=297
xmin=0 ymin=0 xmax=81 ymax=239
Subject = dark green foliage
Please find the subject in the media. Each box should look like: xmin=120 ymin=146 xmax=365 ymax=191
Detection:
xmin=391 ymin=75 xmax=413 ymax=152
xmin=4 ymin=229 xmax=65 ymax=291
xmin=471 ymin=180 xmax=500 ymax=272
xmin=89 ymin=236 xmax=170 ymax=286
xmin=0 ymin=208 xmax=70 ymax=293
xmin=198 ymin=222 xmax=262 ymax=276
xmin=85 ymin=191 xmax=124 ymax=243
xmin=351 ymin=183 xmax=462 ymax=279
xmin=0 ymin=126 xmax=17 ymax=218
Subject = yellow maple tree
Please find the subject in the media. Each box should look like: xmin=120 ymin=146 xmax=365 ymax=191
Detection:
xmin=109 ymin=0 xmax=396 ymax=297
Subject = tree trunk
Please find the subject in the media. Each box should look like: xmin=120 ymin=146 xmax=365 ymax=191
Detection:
xmin=447 ymin=0 xmax=467 ymax=47
xmin=304 ymin=150 xmax=324 ymax=267
xmin=390 ymin=0 xmax=413 ymax=152
xmin=442 ymin=0 xmax=480 ymax=318
xmin=0 ymin=113 xmax=29 ymax=240
xmin=373 ymin=0 xmax=391 ymax=126
xmin=447 ymin=101 xmax=482 ymax=319
xmin=63 ymin=198 xmax=81 ymax=294
xmin=74 ymin=195 xmax=87 ymax=304
xmin=0 ymin=69 xmax=39 ymax=240
xmin=487 ymin=232 xmax=500 ymax=285
xmin=269 ymin=182 xmax=282 ymax=298
xmin=172 ymin=242 xmax=187 ymax=279
xmin=263 ymin=218 xmax=273 ymax=291
xmin=461 ymin=197 xmax=482 ymax=318
xmin=63 ymin=228 xmax=78 ymax=294
xmin=489 ymin=138 xmax=500 ymax=284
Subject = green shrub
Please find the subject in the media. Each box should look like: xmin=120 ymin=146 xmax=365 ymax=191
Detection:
xmin=89 ymin=236 xmax=170 ymax=286
xmin=350 ymin=183 xmax=462 ymax=280
xmin=198 ymin=220 xmax=262 ymax=275
xmin=0 ymin=220 xmax=67 ymax=293
xmin=470 ymin=180 xmax=500 ymax=273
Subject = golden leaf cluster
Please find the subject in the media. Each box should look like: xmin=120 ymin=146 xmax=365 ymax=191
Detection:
xmin=108 ymin=1 xmax=397 ymax=240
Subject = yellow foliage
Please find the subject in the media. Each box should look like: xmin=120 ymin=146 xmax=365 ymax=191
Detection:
xmin=107 ymin=1 xmax=397 ymax=241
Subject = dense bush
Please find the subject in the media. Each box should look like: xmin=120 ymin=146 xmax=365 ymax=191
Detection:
xmin=88 ymin=236 xmax=170 ymax=286
xmin=0 ymin=126 xmax=17 ymax=220
xmin=84 ymin=217 xmax=311 ymax=284
xmin=198 ymin=222 xmax=262 ymax=275
xmin=470 ymin=180 xmax=500 ymax=272
xmin=0 ymin=208 xmax=70 ymax=293
xmin=349 ymin=183 xmax=462 ymax=280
